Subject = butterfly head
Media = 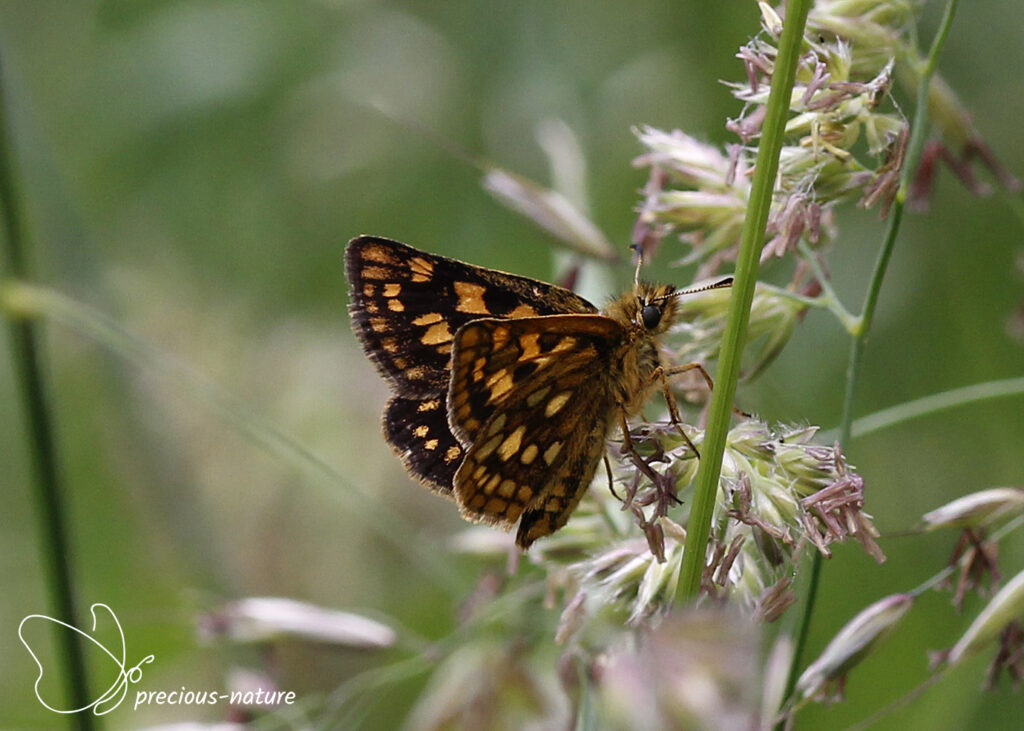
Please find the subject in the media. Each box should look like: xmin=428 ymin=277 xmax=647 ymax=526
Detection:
xmin=624 ymin=244 xmax=733 ymax=335
xmin=603 ymin=282 xmax=679 ymax=336
xmin=608 ymin=276 xmax=734 ymax=336
xmin=635 ymin=282 xmax=680 ymax=334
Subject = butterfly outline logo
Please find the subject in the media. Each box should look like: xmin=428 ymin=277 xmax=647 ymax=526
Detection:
xmin=18 ymin=603 xmax=155 ymax=715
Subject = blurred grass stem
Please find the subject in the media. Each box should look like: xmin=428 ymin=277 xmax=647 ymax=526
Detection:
xmin=851 ymin=376 xmax=1024 ymax=439
xmin=2 ymin=281 xmax=463 ymax=595
xmin=0 ymin=58 xmax=95 ymax=727
xmin=676 ymin=0 xmax=813 ymax=601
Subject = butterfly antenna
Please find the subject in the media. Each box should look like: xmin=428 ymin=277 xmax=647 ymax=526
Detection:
xmin=629 ymin=244 xmax=644 ymax=289
xmin=654 ymin=276 xmax=734 ymax=303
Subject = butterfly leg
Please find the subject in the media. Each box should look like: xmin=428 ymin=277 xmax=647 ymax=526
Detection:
xmin=603 ymin=454 xmax=620 ymax=500
xmin=647 ymin=364 xmax=703 ymax=457
xmin=617 ymin=412 xmax=681 ymax=513
xmin=658 ymin=362 xmax=752 ymax=422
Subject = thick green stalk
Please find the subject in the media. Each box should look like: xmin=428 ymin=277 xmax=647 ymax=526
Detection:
xmin=676 ymin=0 xmax=813 ymax=600
xmin=780 ymin=0 xmax=961 ymax=715
xmin=0 ymin=59 xmax=94 ymax=726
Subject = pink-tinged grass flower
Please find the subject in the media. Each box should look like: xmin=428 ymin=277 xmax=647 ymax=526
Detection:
xmin=526 ymin=421 xmax=876 ymax=641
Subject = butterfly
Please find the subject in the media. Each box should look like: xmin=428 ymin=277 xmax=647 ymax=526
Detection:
xmin=345 ymin=235 xmax=730 ymax=548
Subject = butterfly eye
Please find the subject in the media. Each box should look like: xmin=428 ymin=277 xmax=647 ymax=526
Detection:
xmin=641 ymin=303 xmax=662 ymax=329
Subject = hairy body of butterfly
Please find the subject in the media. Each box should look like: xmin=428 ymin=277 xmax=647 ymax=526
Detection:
xmin=346 ymin=235 xmax=715 ymax=548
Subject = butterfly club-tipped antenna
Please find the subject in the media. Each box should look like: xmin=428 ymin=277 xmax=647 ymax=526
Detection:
xmin=629 ymin=243 xmax=644 ymax=290
xmin=652 ymin=275 xmax=734 ymax=304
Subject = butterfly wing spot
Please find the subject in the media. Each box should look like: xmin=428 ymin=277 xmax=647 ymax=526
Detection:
xmin=444 ymin=445 xmax=462 ymax=463
xmin=409 ymin=256 xmax=434 ymax=282
xmin=383 ymin=283 xmax=402 ymax=297
xmin=544 ymin=390 xmax=572 ymax=417
xmin=474 ymin=434 xmax=502 ymax=460
xmin=509 ymin=304 xmax=539 ymax=318
xmin=360 ymin=265 xmax=391 ymax=280
xmin=518 ymin=332 xmax=540 ymax=357
xmin=417 ymin=399 xmax=441 ymax=412
xmin=413 ymin=312 xmax=444 ymax=326
xmin=482 ymin=474 xmax=500 ymax=493
xmin=421 ymin=321 xmax=453 ymax=345
xmin=424 ymin=439 xmax=439 ymax=450
xmin=543 ymin=441 xmax=563 ymax=465
xmin=520 ymin=443 xmax=539 ymax=465
xmin=360 ymin=243 xmax=402 ymax=265
xmin=493 ymin=327 xmax=512 ymax=351
xmin=404 ymin=365 xmax=429 ymax=381
xmin=486 ymin=372 xmax=515 ymax=403
xmin=525 ymin=386 xmax=551 ymax=408
xmin=413 ymin=425 xmax=429 ymax=438
xmin=497 ymin=426 xmax=526 ymax=461
xmin=454 ymin=281 xmax=491 ymax=314
xmin=486 ymin=413 xmax=507 ymax=437
xmin=498 ymin=479 xmax=517 ymax=498
xmin=485 ymin=497 xmax=508 ymax=514
xmin=387 ymin=299 xmax=405 ymax=312
xmin=457 ymin=325 xmax=484 ymax=349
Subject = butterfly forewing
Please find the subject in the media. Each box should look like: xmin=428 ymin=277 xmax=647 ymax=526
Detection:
xmin=346 ymin=236 xmax=597 ymax=396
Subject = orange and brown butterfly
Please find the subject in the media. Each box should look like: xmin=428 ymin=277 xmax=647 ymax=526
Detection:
xmin=345 ymin=235 xmax=731 ymax=548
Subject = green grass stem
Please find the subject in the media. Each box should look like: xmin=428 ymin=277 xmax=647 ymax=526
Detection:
xmin=676 ymin=0 xmax=813 ymax=601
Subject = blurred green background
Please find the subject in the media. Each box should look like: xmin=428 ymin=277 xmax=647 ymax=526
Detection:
xmin=2 ymin=0 xmax=1022 ymax=728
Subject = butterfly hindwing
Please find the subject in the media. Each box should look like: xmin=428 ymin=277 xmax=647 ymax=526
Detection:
xmin=382 ymin=396 xmax=463 ymax=495
xmin=447 ymin=314 xmax=622 ymax=444
xmin=515 ymin=418 xmax=610 ymax=547
xmin=447 ymin=316 xmax=622 ymax=543
xmin=455 ymin=382 xmax=613 ymax=546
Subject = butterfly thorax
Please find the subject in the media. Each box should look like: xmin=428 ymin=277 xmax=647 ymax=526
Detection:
xmin=602 ymin=282 xmax=679 ymax=416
